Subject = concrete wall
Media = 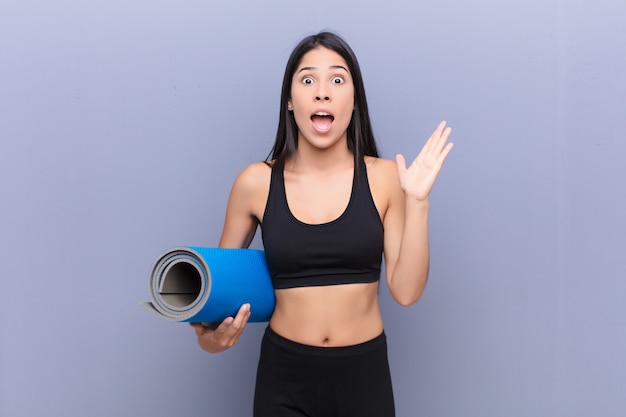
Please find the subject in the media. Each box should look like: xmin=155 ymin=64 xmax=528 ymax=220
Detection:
xmin=1 ymin=1 xmax=624 ymax=416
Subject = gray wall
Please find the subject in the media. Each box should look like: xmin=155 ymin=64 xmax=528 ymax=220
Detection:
xmin=1 ymin=1 xmax=625 ymax=416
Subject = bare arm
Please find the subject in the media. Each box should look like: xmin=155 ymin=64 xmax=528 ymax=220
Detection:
xmin=383 ymin=121 xmax=453 ymax=306
xmin=190 ymin=163 xmax=271 ymax=352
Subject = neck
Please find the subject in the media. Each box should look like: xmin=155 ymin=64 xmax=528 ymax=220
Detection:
xmin=288 ymin=143 xmax=354 ymax=173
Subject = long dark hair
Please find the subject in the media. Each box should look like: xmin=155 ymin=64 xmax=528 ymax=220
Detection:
xmin=268 ymin=31 xmax=379 ymax=164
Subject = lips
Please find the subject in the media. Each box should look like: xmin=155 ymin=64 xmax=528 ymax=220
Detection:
xmin=311 ymin=111 xmax=334 ymax=133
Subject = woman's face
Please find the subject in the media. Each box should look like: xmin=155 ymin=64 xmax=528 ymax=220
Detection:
xmin=288 ymin=47 xmax=355 ymax=151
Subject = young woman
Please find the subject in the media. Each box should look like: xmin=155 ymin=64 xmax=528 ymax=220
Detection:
xmin=190 ymin=31 xmax=453 ymax=417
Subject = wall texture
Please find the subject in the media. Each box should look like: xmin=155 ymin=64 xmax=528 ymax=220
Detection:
xmin=1 ymin=1 xmax=624 ymax=416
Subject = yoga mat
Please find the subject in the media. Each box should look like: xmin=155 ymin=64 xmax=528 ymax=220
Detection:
xmin=142 ymin=247 xmax=275 ymax=323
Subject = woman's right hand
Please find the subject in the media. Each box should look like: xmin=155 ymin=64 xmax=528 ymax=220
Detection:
xmin=189 ymin=303 xmax=251 ymax=353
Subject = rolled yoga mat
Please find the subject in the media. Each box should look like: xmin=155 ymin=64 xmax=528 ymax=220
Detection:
xmin=142 ymin=247 xmax=275 ymax=323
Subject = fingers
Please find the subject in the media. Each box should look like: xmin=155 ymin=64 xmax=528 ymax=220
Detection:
xmin=234 ymin=303 xmax=252 ymax=327
xmin=394 ymin=121 xmax=453 ymax=201
xmin=395 ymin=154 xmax=407 ymax=174
xmin=434 ymin=120 xmax=453 ymax=164
xmin=439 ymin=141 xmax=454 ymax=164
xmin=433 ymin=120 xmax=448 ymax=139
xmin=225 ymin=303 xmax=251 ymax=339
xmin=420 ymin=121 xmax=453 ymax=168
xmin=190 ymin=303 xmax=251 ymax=352
xmin=212 ymin=303 xmax=251 ymax=350
xmin=429 ymin=121 xmax=452 ymax=153
xmin=189 ymin=322 xmax=205 ymax=337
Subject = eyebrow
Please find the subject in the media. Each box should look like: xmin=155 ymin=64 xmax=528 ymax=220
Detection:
xmin=297 ymin=65 xmax=349 ymax=73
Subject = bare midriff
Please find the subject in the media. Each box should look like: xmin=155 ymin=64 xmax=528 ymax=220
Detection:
xmin=269 ymin=281 xmax=384 ymax=347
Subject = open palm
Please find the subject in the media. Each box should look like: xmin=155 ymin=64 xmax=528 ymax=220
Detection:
xmin=396 ymin=121 xmax=454 ymax=201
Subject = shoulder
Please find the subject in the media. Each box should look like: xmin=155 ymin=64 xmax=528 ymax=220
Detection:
xmin=364 ymin=156 xmax=403 ymax=218
xmin=364 ymin=156 xmax=400 ymax=187
xmin=225 ymin=161 xmax=272 ymax=222
xmin=232 ymin=161 xmax=272 ymax=193
xmin=220 ymin=162 xmax=272 ymax=247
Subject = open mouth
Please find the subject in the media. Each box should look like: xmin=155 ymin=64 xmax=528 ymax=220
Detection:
xmin=311 ymin=112 xmax=334 ymax=133
xmin=311 ymin=112 xmax=335 ymax=121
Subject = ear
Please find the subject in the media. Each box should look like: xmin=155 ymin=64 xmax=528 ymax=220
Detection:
xmin=287 ymin=101 xmax=293 ymax=111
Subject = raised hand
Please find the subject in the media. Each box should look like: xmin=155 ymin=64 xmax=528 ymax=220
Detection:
xmin=395 ymin=121 xmax=454 ymax=201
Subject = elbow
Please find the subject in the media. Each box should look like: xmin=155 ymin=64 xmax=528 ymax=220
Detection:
xmin=388 ymin=274 xmax=428 ymax=307
xmin=391 ymin=290 xmax=423 ymax=307
xmin=397 ymin=299 xmax=416 ymax=307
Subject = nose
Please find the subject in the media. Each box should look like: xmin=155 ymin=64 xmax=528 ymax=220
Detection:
xmin=315 ymin=84 xmax=330 ymax=102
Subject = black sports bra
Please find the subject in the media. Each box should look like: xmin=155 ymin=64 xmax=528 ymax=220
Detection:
xmin=261 ymin=158 xmax=384 ymax=289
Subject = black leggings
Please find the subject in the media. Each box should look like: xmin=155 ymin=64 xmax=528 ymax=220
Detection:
xmin=253 ymin=326 xmax=395 ymax=417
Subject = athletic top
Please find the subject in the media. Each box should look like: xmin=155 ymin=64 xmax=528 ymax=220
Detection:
xmin=261 ymin=158 xmax=384 ymax=289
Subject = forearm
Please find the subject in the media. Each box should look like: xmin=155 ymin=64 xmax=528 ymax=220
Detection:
xmin=388 ymin=198 xmax=431 ymax=306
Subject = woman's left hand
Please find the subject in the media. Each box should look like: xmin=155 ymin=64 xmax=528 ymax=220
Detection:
xmin=396 ymin=120 xmax=454 ymax=201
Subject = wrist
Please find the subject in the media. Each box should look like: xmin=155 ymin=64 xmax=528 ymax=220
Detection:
xmin=405 ymin=196 xmax=430 ymax=210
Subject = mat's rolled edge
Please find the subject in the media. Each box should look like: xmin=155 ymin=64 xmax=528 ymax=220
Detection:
xmin=140 ymin=301 xmax=176 ymax=320
xmin=152 ymin=248 xmax=209 ymax=314
xmin=146 ymin=247 xmax=209 ymax=321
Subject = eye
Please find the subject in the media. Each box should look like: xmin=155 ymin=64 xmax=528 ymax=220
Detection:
xmin=332 ymin=76 xmax=344 ymax=85
xmin=302 ymin=76 xmax=314 ymax=85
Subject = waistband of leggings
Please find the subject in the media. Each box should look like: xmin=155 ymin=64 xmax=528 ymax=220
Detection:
xmin=263 ymin=325 xmax=386 ymax=357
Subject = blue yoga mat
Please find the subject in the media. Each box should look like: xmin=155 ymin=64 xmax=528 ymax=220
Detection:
xmin=142 ymin=247 xmax=275 ymax=323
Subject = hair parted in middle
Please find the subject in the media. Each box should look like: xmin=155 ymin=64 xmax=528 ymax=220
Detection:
xmin=268 ymin=31 xmax=379 ymax=164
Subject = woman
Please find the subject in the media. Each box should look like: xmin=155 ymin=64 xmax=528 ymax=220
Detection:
xmin=190 ymin=31 xmax=453 ymax=417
